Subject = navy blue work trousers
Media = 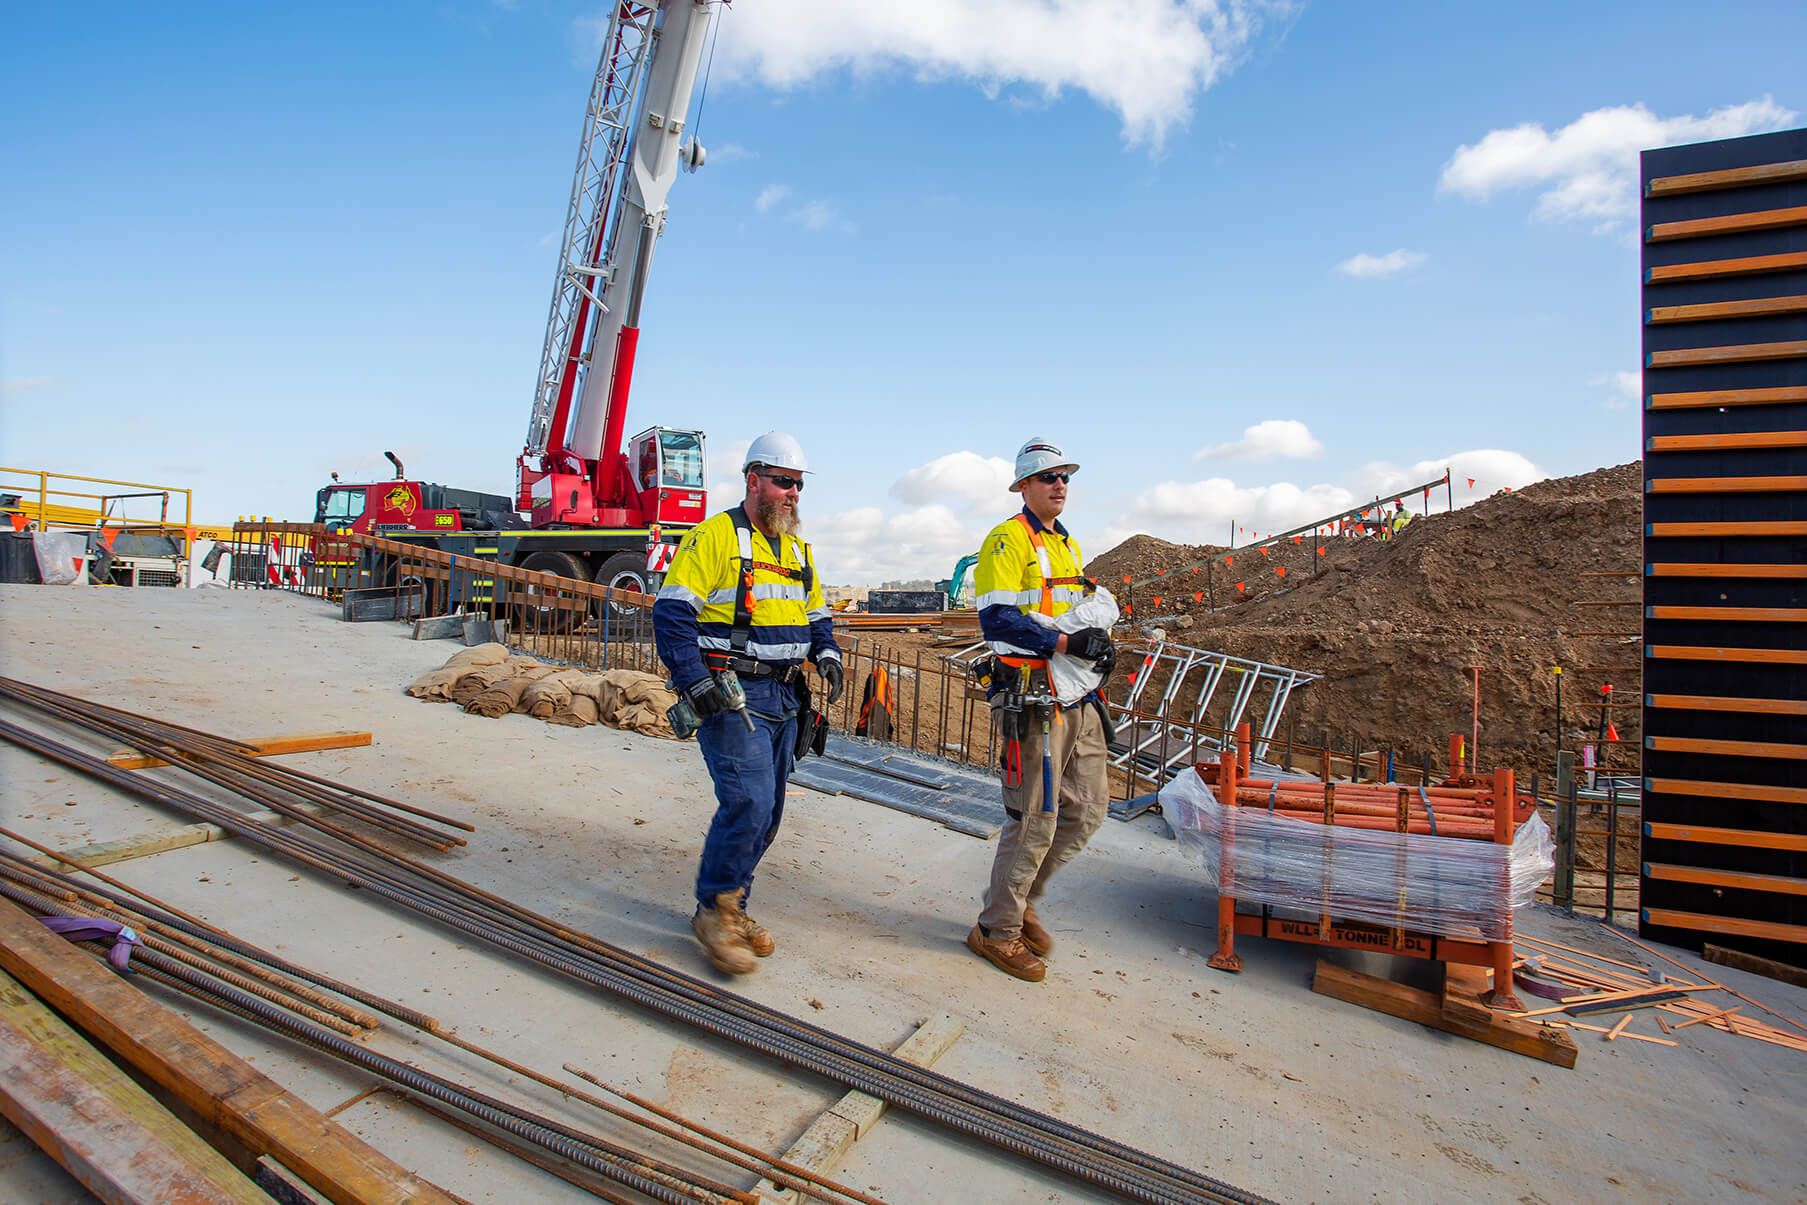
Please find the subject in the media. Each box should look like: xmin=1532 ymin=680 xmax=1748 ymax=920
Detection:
xmin=694 ymin=676 xmax=798 ymax=908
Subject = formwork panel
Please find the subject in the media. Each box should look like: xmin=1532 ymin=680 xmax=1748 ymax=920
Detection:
xmin=1640 ymin=127 xmax=1807 ymax=964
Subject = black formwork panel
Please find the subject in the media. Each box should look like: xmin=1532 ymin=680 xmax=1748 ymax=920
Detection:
xmin=1640 ymin=127 xmax=1807 ymax=963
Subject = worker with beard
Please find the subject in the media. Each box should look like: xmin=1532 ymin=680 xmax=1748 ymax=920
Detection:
xmin=965 ymin=437 xmax=1114 ymax=982
xmin=652 ymin=431 xmax=844 ymax=974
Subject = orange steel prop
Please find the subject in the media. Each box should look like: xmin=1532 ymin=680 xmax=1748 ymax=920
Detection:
xmin=1205 ymin=725 xmax=1524 ymax=1007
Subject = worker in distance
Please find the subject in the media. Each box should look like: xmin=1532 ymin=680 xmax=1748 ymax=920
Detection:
xmin=652 ymin=432 xmax=844 ymax=974
xmin=966 ymin=437 xmax=1117 ymax=982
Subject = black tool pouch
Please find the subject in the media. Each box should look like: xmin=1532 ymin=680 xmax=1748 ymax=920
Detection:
xmin=792 ymin=679 xmax=829 ymax=760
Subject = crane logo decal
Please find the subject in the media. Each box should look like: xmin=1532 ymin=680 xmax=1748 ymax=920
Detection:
xmin=383 ymin=485 xmax=417 ymax=518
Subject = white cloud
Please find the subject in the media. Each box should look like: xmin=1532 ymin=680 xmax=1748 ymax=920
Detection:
xmin=1098 ymin=448 xmax=1546 ymax=549
xmin=713 ymin=0 xmax=1294 ymax=148
xmin=754 ymin=184 xmax=791 ymax=213
xmin=797 ymin=200 xmax=849 ymax=232
xmin=891 ymin=450 xmax=1016 ymax=508
xmin=1439 ymin=98 xmax=1797 ymax=234
xmin=808 ymin=503 xmax=979 ymax=584
xmin=1593 ymin=370 xmax=1640 ymax=411
xmin=709 ymin=141 xmax=755 ymax=163
xmin=1336 ymin=249 xmax=1426 ymax=278
xmin=0 ymin=376 xmax=51 ymax=398
xmin=1195 ymin=419 xmax=1323 ymax=461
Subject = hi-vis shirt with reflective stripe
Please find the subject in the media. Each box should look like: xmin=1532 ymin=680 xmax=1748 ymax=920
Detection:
xmin=974 ymin=509 xmax=1088 ymax=658
xmin=653 ymin=508 xmax=834 ymax=669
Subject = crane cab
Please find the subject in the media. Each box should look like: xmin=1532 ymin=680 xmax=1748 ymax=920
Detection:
xmin=628 ymin=426 xmax=707 ymax=526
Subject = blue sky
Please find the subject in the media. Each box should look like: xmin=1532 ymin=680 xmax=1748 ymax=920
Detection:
xmin=3 ymin=1 xmax=1802 ymax=583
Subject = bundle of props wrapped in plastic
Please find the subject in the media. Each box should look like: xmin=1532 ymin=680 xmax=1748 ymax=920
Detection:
xmin=407 ymin=643 xmax=678 ymax=737
xmin=1161 ymin=766 xmax=1553 ymax=943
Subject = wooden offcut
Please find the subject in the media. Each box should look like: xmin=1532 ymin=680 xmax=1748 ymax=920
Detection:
xmin=1700 ymin=944 xmax=1807 ymax=990
xmin=0 ymin=899 xmax=458 ymax=1205
xmin=0 ymin=968 xmax=267 ymax=1204
xmin=106 ymin=730 xmax=373 ymax=771
xmin=754 ymin=1013 xmax=965 ymax=1203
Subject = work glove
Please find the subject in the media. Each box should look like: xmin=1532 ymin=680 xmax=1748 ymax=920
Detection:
xmin=1066 ymin=627 xmax=1113 ymax=664
xmin=1092 ymin=643 xmax=1116 ymax=680
xmin=817 ymin=658 xmax=844 ymax=705
xmin=683 ymin=675 xmax=726 ymax=719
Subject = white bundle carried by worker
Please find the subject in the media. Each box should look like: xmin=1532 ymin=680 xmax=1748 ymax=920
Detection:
xmin=1028 ymin=585 xmax=1120 ymax=705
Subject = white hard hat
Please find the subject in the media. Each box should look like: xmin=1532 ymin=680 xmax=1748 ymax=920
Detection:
xmin=1010 ymin=437 xmax=1078 ymax=492
xmin=743 ymin=431 xmax=809 ymax=475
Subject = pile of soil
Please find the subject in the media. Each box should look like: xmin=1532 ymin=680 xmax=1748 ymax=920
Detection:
xmin=1086 ymin=463 xmax=1644 ymax=774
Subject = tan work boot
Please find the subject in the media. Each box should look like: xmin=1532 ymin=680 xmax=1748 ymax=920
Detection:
xmin=693 ymin=895 xmax=757 ymax=974
xmin=729 ymin=892 xmax=775 ymax=957
xmin=966 ymin=924 xmax=1046 ymax=982
xmin=1021 ymin=906 xmax=1053 ymax=958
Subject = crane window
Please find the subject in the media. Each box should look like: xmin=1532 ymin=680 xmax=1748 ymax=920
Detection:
xmin=659 ymin=430 xmax=704 ymax=488
xmin=322 ymin=489 xmax=367 ymax=521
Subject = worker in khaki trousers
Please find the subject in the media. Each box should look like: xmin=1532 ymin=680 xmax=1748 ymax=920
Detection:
xmin=966 ymin=437 xmax=1115 ymax=982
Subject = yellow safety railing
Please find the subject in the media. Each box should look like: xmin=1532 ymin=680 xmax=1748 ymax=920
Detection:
xmin=0 ymin=466 xmax=217 ymax=546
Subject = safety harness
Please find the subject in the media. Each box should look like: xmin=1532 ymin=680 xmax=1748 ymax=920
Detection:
xmin=711 ymin=506 xmax=816 ymax=681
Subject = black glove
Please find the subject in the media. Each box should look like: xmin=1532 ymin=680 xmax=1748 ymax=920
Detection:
xmin=1066 ymin=627 xmax=1112 ymax=663
xmin=684 ymin=675 xmax=725 ymax=719
xmin=1092 ymin=643 xmax=1116 ymax=679
xmin=817 ymin=658 xmax=844 ymax=705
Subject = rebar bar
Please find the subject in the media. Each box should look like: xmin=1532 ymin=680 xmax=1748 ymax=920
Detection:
xmin=0 ymin=698 xmax=1270 ymax=1205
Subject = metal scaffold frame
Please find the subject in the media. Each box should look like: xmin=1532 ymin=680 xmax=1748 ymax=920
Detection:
xmin=1114 ymin=639 xmax=1319 ymax=774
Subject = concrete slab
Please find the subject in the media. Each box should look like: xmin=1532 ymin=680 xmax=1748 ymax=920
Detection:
xmin=1 ymin=583 xmax=1803 ymax=1202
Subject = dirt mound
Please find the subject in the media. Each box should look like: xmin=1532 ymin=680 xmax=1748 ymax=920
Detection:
xmin=1086 ymin=463 xmax=1643 ymax=773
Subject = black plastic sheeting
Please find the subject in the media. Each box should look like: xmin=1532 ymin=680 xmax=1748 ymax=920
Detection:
xmin=791 ymin=735 xmax=1005 ymax=837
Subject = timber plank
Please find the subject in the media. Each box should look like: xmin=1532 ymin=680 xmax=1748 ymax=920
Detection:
xmin=1644 ymin=563 xmax=1807 ymax=578
xmin=1646 ymin=384 xmax=1807 ymax=409
xmin=1643 ymin=862 xmax=1807 ymax=897
xmin=1646 ymin=205 xmax=1807 ymax=242
xmin=1645 ymin=694 xmax=1807 ymax=715
xmin=1310 ymin=961 xmax=1577 ymax=1068
xmin=1645 ymin=159 xmax=1807 ymax=196
xmin=1646 ymin=250 xmax=1807 ymax=282
xmin=754 ymin=1014 xmax=966 ymax=1204
xmin=1645 ymin=475 xmax=1807 ymax=493
xmin=1646 ymin=521 xmax=1807 ymax=537
xmin=1702 ymin=944 xmax=1807 ymax=989
xmin=0 ymin=969 xmax=267 ymax=1204
xmin=107 ymin=730 xmax=372 ymax=771
xmin=1646 ymin=604 xmax=1807 ymax=621
xmin=1646 ymin=431 xmax=1807 ymax=453
xmin=1647 ymin=295 xmax=1807 ymax=324
xmin=1642 ymin=907 xmax=1807 ymax=946
xmin=1645 ymin=735 xmax=1807 ymax=760
xmin=1645 ymin=645 xmax=1807 ymax=665
xmin=1647 ymin=340 xmax=1807 ymax=367
xmin=1644 ymin=776 xmax=1807 ymax=805
xmin=0 ymin=899 xmax=457 ymax=1205
xmin=1644 ymin=821 xmax=1807 ymax=852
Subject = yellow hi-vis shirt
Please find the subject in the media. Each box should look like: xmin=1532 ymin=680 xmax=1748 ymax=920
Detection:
xmin=654 ymin=507 xmax=830 ymax=664
xmin=973 ymin=508 xmax=1088 ymax=657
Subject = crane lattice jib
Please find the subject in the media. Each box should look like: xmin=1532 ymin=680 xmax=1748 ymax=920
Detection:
xmin=524 ymin=3 xmax=659 ymax=462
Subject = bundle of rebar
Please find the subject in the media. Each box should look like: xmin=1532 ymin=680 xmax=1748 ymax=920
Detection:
xmin=0 ymin=678 xmax=1268 ymax=1205
xmin=0 ymin=828 xmax=900 ymax=1204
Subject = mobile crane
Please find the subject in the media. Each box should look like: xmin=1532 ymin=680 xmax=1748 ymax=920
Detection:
xmin=311 ymin=1 xmax=722 ymax=603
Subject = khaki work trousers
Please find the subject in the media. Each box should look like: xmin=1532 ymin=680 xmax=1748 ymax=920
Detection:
xmin=977 ymin=700 xmax=1109 ymax=942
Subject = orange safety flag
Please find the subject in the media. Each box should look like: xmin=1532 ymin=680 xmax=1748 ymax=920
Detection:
xmin=1606 ymin=722 xmax=1620 ymax=742
xmin=1122 ymin=573 xmax=1131 ymax=583
xmin=1190 ymin=566 xmax=1199 ymax=574
xmin=1153 ymin=595 xmax=1163 ymax=606
xmin=1155 ymin=568 xmax=1165 ymax=575
xmin=1316 ymin=546 xmax=1326 ymax=556
xmin=1276 ymin=566 xmax=1287 ymax=577
xmin=1193 ymin=591 xmax=1203 ymax=602
xmin=1224 ymin=555 xmax=1233 ymax=567
xmin=8 ymin=513 xmax=27 ymax=532
xmin=1258 ymin=546 xmax=1268 ymax=558
xmin=1235 ymin=581 xmax=1246 ymax=593
xmin=1291 ymin=534 xmax=1301 ymax=544
xmin=1466 ymin=476 xmax=1475 ymax=488
xmin=98 ymin=526 xmax=120 ymax=551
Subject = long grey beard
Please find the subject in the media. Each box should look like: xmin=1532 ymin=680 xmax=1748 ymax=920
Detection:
xmin=756 ymin=496 xmax=801 ymax=537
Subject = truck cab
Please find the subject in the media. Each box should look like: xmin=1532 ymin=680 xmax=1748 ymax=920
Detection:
xmin=313 ymin=481 xmax=518 ymax=536
xmin=627 ymin=426 xmax=707 ymax=526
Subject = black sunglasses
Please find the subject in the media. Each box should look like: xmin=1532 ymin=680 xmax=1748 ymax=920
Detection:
xmin=1034 ymin=472 xmax=1071 ymax=485
xmin=759 ymin=472 xmax=805 ymax=491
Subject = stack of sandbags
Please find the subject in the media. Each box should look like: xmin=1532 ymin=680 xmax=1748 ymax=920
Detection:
xmin=407 ymin=647 xmax=678 ymax=739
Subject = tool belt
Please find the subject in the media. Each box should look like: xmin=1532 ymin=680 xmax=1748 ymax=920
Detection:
xmin=704 ymin=651 xmax=802 ymax=685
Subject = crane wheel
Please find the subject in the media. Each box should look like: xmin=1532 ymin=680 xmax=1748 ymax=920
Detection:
xmin=593 ymin=551 xmax=654 ymax=641
xmin=517 ymin=550 xmax=592 ymax=635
